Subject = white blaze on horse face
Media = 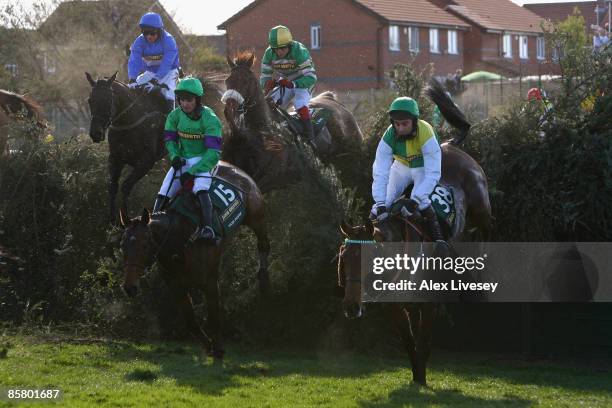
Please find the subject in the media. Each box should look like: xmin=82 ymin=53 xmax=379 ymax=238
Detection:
xmin=221 ymin=89 xmax=245 ymax=105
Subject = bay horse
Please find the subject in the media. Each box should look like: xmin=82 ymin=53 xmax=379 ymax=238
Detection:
xmin=336 ymin=82 xmax=491 ymax=386
xmin=222 ymin=51 xmax=365 ymax=191
xmin=120 ymin=161 xmax=270 ymax=359
xmin=0 ymin=89 xmax=46 ymax=155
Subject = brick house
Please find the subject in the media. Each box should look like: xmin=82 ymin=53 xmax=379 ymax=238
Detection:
xmin=218 ymin=0 xmax=470 ymax=91
xmin=525 ymin=1 xmax=611 ymax=33
xmin=429 ymin=0 xmax=552 ymax=76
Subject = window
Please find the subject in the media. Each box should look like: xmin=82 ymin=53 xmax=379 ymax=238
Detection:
xmin=429 ymin=28 xmax=439 ymax=53
xmin=503 ymin=34 xmax=512 ymax=58
xmin=310 ymin=25 xmax=321 ymax=49
xmin=4 ymin=64 xmax=17 ymax=77
xmin=519 ymin=35 xmax=528 ymax=59
xmin=537 ymin=37 xmax=545 ymax=60
xmin=408 ymin=26 xmax=419 ymax=52
xmin=389 ymin=25 xmax=400 ymax=51
xmin=447 ymin=30 xmax=458 ymax=54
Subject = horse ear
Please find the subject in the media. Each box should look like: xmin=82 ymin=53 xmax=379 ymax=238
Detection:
xmin=108 ymin=71 xmax=118 ymax=84
xmin=85 ymin=72 xmax=95 ymax=87
xmin=247 ymin=51 xmax=255 ymax=68
xmin=119 ymin=208 xmax=128 ymax=228
xmin=124 ymin=44 xmax=131 ymax=58
xmin=226 ymin=55 xmax=236 ymax=68
xmin=339 ymin=220 xmax=354 ymax=238
xmin=141 ymin=208 xmax=150 ymax=225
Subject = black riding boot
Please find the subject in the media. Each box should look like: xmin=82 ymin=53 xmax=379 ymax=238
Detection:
xmin=195 ymin=190 xmax=216 ymax=242
xmin=422 ymin=205 xmax=445 ymax=242
xmin=153 ymin=194 xmax=168 ymax=213
xmin=301 ymin=117 xmax=315 ymax=142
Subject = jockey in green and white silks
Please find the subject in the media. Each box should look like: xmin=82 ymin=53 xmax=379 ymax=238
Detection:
xmin=154 ymin=77 xmax=222 ymax=242
xmin=260 ymin=25 xmax=317 ymax=141
xmin=371 ymin=97 xmax=446 ymax=244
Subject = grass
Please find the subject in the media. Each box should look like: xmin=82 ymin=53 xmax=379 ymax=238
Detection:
xmin=0 ymin=333 xmax=610 ymax=407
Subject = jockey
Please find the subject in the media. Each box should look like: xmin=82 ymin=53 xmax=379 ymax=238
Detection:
xmin=370 ymin=97 xmax=445 ymax=244
xmin=527 ymin=87 xmax=554 ymax=127
xmin=127 ymin=12 xmax=180 ymax=113
xmin=260 ymin=25 xmax=317 ymax=141
xmin=154 ymin=77 xmax=222 ymax=242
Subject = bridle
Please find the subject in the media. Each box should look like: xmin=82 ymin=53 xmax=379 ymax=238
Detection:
xmin=90 ymin=82 xmax=149 ymax=135
xmin=339 ymin=238 xmax=375 ymax=287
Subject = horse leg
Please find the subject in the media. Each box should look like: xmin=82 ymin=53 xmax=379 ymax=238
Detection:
xmin=249 ymin=218 xmax=271 ymax=296
xmin=108 ymin=158 xmax=124 ymax=224
xmin=204 ymin=253 xmax=225 ymax=360
xmin=119 ymin=159 xmax=155 ymax=216
xmin=414 ymin=303 xmax=437 ymax=386
xmin=389 ymin=305 xmax=418 ymax=382
xmin=472 ymin=210 xmax=492 ymax=241
xmin=167 ymin=282 xmax=213 ymax=354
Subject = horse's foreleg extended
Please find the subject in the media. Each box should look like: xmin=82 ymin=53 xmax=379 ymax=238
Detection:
xmin=168 ymin=283 xmax=213 ymax=353
xmin=108 ymin=158 xmax=125 ymax=224
xmin=119 ymin=160 xmax=155 ymax=216
xmin=414 ymin=303 xmax=437 ymax=386
xmin=390 ymin=305 xmax=418 ymax=383
xmin=204 ymin=255 xmax=225 ymax=360
xmin=250 ymin=219 xmax=271 ymax=296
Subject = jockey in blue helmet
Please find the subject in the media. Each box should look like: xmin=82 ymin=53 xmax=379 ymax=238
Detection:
xmin=127 ymin=12 xmax=180 ymax=112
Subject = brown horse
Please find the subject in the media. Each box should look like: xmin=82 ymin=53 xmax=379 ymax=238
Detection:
xmin=120 ymin=161 xmax=270 ymax=359
xmin=0 ymin=89 xmax=46 ymax=155
xmin=222 ymin=51 xmax=365 ymax=190
xmin=337 ymin=81 xmax=491 ymax=386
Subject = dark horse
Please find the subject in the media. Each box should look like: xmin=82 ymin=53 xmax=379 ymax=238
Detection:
xmin=86 ymin=72 xmax=166 ymax=223
xmin=86 ymin=72 xmax=226 ymax=222
xmin=222 ymin=52 xmax=365 ymax=191
xmin=0 ymin=89 xmax=46 ymax=155
xmin=120 ymin=161 xmax=270 ymax=359
xmin=337 ymin=82 xmax=491 ymax=386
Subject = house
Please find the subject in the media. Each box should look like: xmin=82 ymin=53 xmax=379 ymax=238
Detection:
xmin=430 ymin=0 xmax=551 ymax=76
xmin=525 ymin=1 xmax=611 ymax=33
xmin=218 ymin=0 xmax=470 ymax=91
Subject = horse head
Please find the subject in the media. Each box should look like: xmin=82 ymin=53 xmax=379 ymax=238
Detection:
xmin=222 ymin=51 xmax=265 ymax=130
xmin=86 ymin=72 xmax=117 ymax=143
xmin=337 ymin=221 xmax=374 ymax=319
xmin=120 ymin=207 xmax=155 ymax=297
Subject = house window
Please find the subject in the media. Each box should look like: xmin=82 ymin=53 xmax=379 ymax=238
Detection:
xmin=537 ymin=37 xmax=545 ymax=60
xmin=408 ymin=26 xmax=419 ymax=52
xmin=519 ymin=35 xmax=528 ymax=59
xmin=311 ymin=25 xmax=321 ymax=50
xmin=429 ymin=28 xmax=439 ymax=53
xmin=4 ymin=64 xmax=18 ymax=77
xmin=389 ymin=25 xmax=400 ymax=51
xmin=503 ymin=34 xmax=512 ymax=58
xmin=447 ymin=30 xmax=458 ymax=54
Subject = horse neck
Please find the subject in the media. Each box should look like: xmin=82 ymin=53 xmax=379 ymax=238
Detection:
xmin=244 ymin=87 xmax=272 ymax=132
xmin=150 ymin=211 xmax=193 ymax=250
xmin=110 ymin=83 xmax=143 ymax=125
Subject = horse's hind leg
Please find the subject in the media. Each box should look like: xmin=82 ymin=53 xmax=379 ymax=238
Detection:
xmin=108 ymin=158 xmax=124 ymax=224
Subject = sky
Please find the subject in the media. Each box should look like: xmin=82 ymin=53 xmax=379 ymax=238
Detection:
xmin=0 ymin=0 xmax=599 ymax=35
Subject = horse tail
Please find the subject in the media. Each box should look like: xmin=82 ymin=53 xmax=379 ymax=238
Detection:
xmin=19 ymin=94 xmax=47 ymax=128
xmin=426 ymin=78 xmax=470 ymax=146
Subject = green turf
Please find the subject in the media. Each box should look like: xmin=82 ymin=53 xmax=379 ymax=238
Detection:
xmin=0 ymin=334 xmax=610 ymax=407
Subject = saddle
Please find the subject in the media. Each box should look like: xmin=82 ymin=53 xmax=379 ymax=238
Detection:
xmin=167 ymin=172 xmax=247 ymax=239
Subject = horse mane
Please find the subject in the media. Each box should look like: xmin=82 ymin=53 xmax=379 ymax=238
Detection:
xmin=0 ymin=89 xmax=46 ymax=126
xmin=233 ymin=50 xmax=256 ymax=67
xmin=426 ymin=78 xmax=470 ymax=145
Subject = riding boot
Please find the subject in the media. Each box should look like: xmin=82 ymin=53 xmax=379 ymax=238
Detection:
xmin=153 ymin=194 xmax=168 ymax=213
xmin=297 ymin=106 xmax=314 ymax=142
xmin=195 ymin=190 xmax=216 ymax=242
xmin=422 ymin=205 xmax=447 ymax=249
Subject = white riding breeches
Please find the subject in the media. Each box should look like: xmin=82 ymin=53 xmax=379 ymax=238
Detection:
xmin=269 ymin=86 xmax=311 ymax=110
xmin=158 ymin=156 xmax=212 ymax=197
xmin=385 ymin=161 xmax=432 ymax=210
